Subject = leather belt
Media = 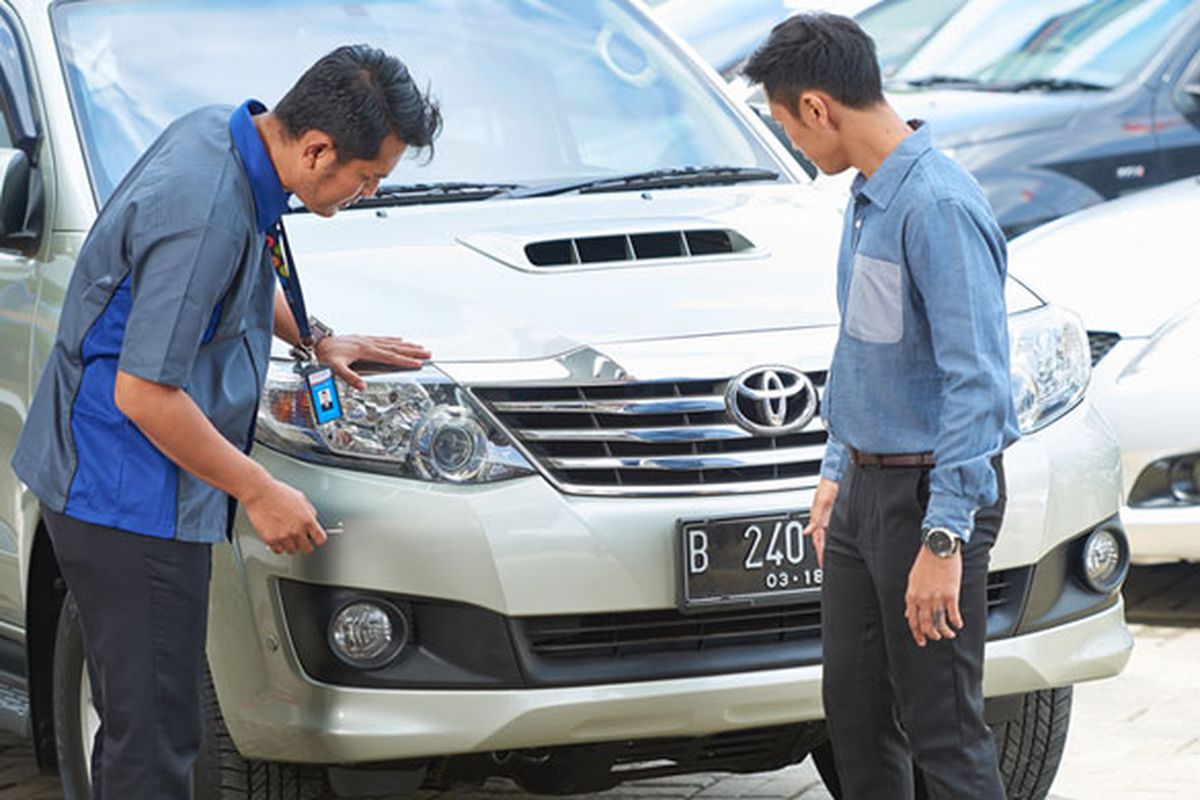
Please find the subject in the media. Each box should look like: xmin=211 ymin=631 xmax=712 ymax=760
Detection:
xmin=848 ymin=447 xmax=935 ymax=468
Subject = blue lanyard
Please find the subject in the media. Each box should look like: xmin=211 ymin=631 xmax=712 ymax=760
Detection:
xmin=265 ymin=220 xmax=313 ymax=358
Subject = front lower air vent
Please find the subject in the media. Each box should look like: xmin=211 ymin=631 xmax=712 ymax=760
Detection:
xmin=525 ymin=229 xmax=754 ymax=267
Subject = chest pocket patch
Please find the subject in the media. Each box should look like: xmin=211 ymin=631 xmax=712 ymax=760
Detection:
xmin=845 ymin=253 xmax=904 ymax=344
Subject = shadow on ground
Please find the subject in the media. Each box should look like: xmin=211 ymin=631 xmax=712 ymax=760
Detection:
xmin=1123 ymin=563 xmax=1200 ymax=626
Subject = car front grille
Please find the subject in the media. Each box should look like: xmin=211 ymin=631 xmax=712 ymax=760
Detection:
xmin=509 ymin=568 xmax=1030 ymax=686
xmin=521 ymin=569 xmax=1020 ymax=659
xmin=1087 ymin=331 xmax=1121 ymax=366
xmin=473 ymin=374 xmax=828 ymax=496
xmin=520 ymin=600 xmax=822 ymax=660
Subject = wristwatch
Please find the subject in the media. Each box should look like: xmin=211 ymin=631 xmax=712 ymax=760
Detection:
xmin=922 ymin=527 xmax=963 ymax=558
xmin=309 ymin=316 xmax=335 ymax=349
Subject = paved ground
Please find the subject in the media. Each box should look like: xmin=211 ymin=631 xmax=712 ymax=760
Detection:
xmin=1 ymin=564 xmax=1197 ymax=800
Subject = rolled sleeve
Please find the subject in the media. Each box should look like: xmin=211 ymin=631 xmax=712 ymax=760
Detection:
xmin=820 ymin=433 xmax=849 ymax=484
xmin=905 ymin=199 xmax=1011 ymax=541
xmin=118 ymin=220 xmax=244 ymax=387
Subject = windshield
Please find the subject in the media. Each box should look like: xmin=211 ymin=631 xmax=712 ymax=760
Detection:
xmin=854 ymin=0 xmax=969 ymax=76
xmin=53 ymin=0 xmax=780 ymax=204
xmin=892 ymin=0 xmax=1194 ymax=90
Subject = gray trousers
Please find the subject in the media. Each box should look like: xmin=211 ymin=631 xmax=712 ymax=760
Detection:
xmin=821 ymin=459 xmax=1006 ymax=800
xmin=45 ymin=508 xmax=212 ymax=800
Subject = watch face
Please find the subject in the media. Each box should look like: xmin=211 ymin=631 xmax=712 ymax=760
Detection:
xmin=926 ymin=529 xmax=956 ymax=556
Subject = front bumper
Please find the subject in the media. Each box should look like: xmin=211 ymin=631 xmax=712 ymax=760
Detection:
xmin=212 ymin=598 xmax=1130 ymax=764
xmin=204 ymin=401 xmax=1129 ymax=764
xmin=1123 ymin=505 xmax=1200 ymax=563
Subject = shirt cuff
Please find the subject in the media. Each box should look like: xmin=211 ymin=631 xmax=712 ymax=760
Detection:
xmin=820 ymin=438 xmax=849 ymax=483
xmin=922 ymin=490 xmax=976 ymax=542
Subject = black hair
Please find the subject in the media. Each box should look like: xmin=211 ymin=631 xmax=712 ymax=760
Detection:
xmin=274 ymin=44 xmax=442 ymax=163
xmin=743 ymin=13 xmax=884 ymax=112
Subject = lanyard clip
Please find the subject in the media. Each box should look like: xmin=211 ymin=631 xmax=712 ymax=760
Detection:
xmin=290 ymin=341 xmax=315 ymax=364
xmin=290 ymin=317 xmax=333 ymax=364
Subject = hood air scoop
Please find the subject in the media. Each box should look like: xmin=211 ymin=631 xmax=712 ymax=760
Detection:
xmin=458 ymin=225 xmax=758 ymax=275
xmin=525 ymin=228 xmax=755 ymax=268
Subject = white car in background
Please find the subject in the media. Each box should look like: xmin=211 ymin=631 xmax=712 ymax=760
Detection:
xmin=655 ymin=0 xmax=880 ymax=78
xmin=1009 ymin=176 xmax=1200 ymax=563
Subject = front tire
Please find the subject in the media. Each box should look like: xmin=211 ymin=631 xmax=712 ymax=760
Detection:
xmin=994 ymin=687 xmax=1072 ymax=800
xmin=193 ymin=670 xmax=326 ymax=800
xmin=53 ymin=591 xmax=326 ymax=799
xmin=813 ymin=687 xmax=1072 ymax=800
xmin=51 ymin=592 xmax=94 ymax=800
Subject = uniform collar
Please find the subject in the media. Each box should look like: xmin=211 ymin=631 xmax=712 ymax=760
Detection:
xmin=851 ymin=120 xmax=932 ymax=211
xmin=229 ymin=100 xmax=290 ymax=232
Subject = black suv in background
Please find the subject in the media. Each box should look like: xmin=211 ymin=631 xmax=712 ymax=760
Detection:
xmin=889 ymin=0 xmax=1200 ymax=237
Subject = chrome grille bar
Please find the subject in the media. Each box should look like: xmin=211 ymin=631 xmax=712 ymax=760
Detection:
xmin=546 ymin=445 xmax=827 ymax=472
xmin=518 ymin=425 xmax=754 ymax=444
xmin=493 ymin=396 xmax=728 ymax=415
xmin=555 ymin=476 xmax=822 ymax=497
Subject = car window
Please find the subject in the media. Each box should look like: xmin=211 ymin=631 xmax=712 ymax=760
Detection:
xmin=894 ymin=0 xmax=1194 ymax=90
xmin=0 ymin=15 xmax=36 ymax=151
xmin=1174 ymin=48 xmax=1200 ymax=113
xmin=854 ymin=0 xmax=969 ymax=76
xmin=52 ymin=0 xmax=782 ymax=204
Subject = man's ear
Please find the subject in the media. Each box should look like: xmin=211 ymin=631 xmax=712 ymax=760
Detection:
xmin=798 ymin=92 xmax=831 ymax=129
xmin=298 ymin=130 xmax=337 ymax=171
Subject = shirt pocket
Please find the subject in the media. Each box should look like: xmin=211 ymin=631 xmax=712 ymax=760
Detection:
xmin=844 ymin=253 xmax=904 ymax=344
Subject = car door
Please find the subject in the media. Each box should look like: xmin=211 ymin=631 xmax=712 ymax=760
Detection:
xmin=1152 ymin=29 xmax=1200 ymax=185
xmin=0 ymin=8 xmax=44 ymax=628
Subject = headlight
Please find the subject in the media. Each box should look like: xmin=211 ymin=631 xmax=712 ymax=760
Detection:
xmin=1120 ymin=303 xmax=1200 ymax=379
xmin=256 ymin=362 xmax=535 ymax=484
xmin=1008 ymin=304 xmax=1090 ymax=434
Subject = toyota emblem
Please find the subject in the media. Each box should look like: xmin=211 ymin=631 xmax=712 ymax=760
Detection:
xmin=726 ymin=366 xmax=818 ymax=435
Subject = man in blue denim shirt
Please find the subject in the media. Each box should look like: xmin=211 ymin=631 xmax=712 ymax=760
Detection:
xmin=747 ymin=14 xmax=1018 ymax=800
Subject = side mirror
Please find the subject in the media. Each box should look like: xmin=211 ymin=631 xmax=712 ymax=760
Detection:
xmin=749 ymin=102 xmax=818 ymax=180
xmin=1185 ymin=82 xmax=1200 ymax=99
xmin=0 ymin=147 xmax=33 ymax=252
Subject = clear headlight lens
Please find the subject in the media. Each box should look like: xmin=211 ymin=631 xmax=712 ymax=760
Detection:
xmin=1008 ymin=304 xmax=1090 ymax=434
xmin=256 ymin=362 xmax=535 ymax=484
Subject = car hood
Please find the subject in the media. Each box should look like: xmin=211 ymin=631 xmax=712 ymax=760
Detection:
xmin=1008 ymin=176 xmax=1200 ymax=337
xmin=888 ymin=88 xmax=1086 ymax=149
xmin=281 ymin=184 xmax=846 ymax=362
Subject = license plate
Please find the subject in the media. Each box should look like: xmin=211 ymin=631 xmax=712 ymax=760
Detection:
xmin=678 ymin=512 xmax=822 ymax=612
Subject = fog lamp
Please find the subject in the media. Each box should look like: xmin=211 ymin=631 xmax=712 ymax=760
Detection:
xmin=1169 ymin=458 xmax=1200 ymax=503
xmin=1080 ymin=528 xmax=1128 ymax=593
xmin=328 ymin=601 xmax=407 ymax=669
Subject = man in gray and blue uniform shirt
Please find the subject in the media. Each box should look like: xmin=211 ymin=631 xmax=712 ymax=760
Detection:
xmin=12 ymin=46 xmax=439 ymax=798
xmin=747 ymin=15 xmax=1018 ymax=800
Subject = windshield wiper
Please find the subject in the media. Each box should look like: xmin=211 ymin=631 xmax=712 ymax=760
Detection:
xmin=896 ymin=74 xmax=991 ymax=89
xmin=994 ymin=77 xmax=1109 ymax=93
xmin=351 ymin=181 xmax=523 ymax=208
xmin=510 ymin=166 xmax=781 ymax=198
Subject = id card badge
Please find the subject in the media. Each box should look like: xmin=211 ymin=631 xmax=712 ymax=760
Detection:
xmin=304 ymin=366 xmax=343 ymax=424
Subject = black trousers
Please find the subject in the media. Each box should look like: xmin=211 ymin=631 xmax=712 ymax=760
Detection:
xmin=822 ymin=459 xmax=1006 ymax=800
xmin=45 ymin=508 xmax=212 ymax=800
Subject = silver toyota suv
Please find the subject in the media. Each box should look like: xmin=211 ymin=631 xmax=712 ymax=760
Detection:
xmin=0 ymin=1 xmax=1131 ymax=798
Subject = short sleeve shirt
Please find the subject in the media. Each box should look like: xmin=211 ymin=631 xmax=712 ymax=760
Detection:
xmin=12 ymin=102 xmax=284 ymax=542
